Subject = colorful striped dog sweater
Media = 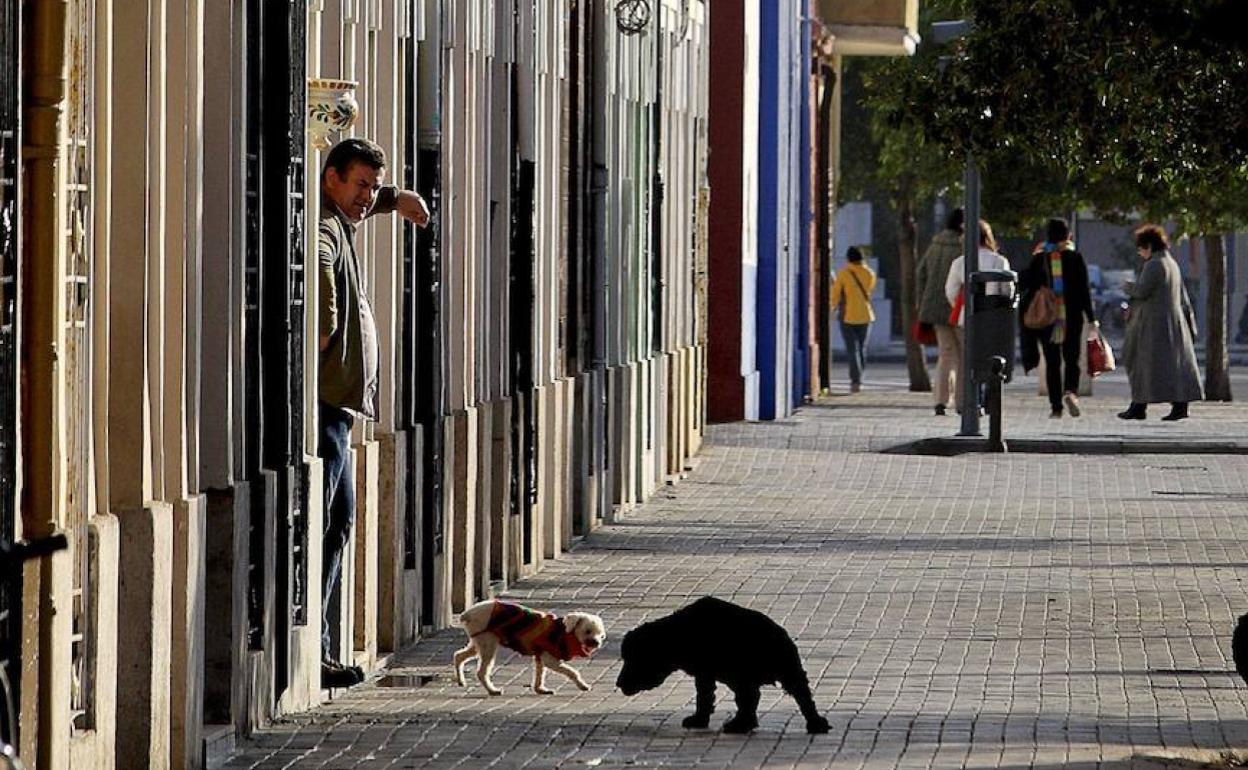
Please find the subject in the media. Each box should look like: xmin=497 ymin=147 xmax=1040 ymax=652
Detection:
xmin=478 ymin=600 xmax=584 ymax=661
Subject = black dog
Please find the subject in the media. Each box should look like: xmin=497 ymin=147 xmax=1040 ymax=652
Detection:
xmin=615 ymin=597 xmax=831 ymax=734
xmin=1233 ymin=612 xmax=1248 ymax=685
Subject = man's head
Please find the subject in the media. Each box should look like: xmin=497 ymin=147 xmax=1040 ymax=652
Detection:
xmin=322 ymin=138 xmax=387 ymax=224
xmin=846 ymin=246 xmax=864 ymax=263
xmin=1045 ymin=217 xmax=1071 ymax=244
xmin=946 ymin=207 xmax=965 ymax=234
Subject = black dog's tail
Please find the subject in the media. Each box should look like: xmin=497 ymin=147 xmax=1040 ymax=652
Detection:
xmin=780 ymin=670 xmax=820 ymax=718
xmin=776 ymin=637 xmax=826 ymax=724
xmin=1232 ymin=612 xmax=1248 ymax=686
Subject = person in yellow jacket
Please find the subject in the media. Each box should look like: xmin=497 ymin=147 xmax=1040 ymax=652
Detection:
xmin=830 ymin=246 xmax=877 ymax=393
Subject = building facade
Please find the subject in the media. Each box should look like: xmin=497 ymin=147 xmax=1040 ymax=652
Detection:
xmin=2 ymin=1 xmax=708 ymax=768
xmin=706 ymin=0 xmax=919 ymax=422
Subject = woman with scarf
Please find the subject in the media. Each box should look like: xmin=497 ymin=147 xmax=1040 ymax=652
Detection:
xmin=1019 ymin=218 xmax=1095 ymax=418
xmin=1118 ymin=224 xmax=1202 ymax=420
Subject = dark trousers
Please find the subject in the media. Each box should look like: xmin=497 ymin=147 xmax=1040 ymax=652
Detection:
xmin=1041 ymin=319 xmax=1083 ymax=410
xmin=840 ymin=322 xmax=870 ymax=385
xmin=319 ymin=402 xmax=356 ymax=659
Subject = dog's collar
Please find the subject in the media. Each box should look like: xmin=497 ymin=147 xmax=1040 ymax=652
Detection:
xmin=562 ymin=632 xmax=588 ymax=659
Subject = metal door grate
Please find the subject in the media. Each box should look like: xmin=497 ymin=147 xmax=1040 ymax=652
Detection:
xmin=243 ymin=0 xmax=264 ymax=650
xmin=400 ymin=12 xmax=418 ymax=570
xmin=284 ymin=0 xmax=308 ymax=628
xmin=416 ymin=144 xmax=443 ymax=626
xmin=0 ymin=0 xmax=21 ymax=746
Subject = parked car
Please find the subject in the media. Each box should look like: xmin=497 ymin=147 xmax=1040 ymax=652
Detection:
xmin=1089 ymin=266 xmax=1132 ymax=339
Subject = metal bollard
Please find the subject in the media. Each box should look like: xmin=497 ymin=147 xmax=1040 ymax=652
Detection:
xmin=987 ymin=356 xmax=1008 ymax=453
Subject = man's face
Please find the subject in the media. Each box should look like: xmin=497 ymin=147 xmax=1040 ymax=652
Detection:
xmin=324 ymin=160 xmax=385 ymax=224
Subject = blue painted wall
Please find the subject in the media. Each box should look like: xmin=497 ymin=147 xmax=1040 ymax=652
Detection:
xmin=756 ymin=0 xmax=780 ymax=420
xmin=755 ymin=0 xmax=806 ymax=420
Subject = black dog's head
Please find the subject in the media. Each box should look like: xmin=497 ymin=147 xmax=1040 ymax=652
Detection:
xmin=615 ymin=622 xmax=679 ymax=696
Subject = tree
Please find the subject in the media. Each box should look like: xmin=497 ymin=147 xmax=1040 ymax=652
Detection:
xmin=920 ymin=0 xmax=1248 ymax=399
xmin=838 ymin=2 xmax=965 ymax=393
xmin=839 ymin=0 xmax=1097 ymax=392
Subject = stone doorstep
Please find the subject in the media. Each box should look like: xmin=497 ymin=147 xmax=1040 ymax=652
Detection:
xmin=883 ymin=436 xmax=1248 ymax=457
xmin=201 ymin=723 xmax=236 ymax=770
xmin=352 ymin=649 xmax=398 ymax=676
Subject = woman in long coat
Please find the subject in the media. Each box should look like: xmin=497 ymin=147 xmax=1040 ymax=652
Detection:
xmin=1118 ymin=224 xmax=1203 ymax=421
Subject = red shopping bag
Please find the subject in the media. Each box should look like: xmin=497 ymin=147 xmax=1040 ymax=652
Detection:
xmin=911 ymin=320 xmax=937 ymax=346
xmin=948 ymin=292 xmax=965 ymax=326
xmin=1087 ymin=327 xmax=1116 ymax=377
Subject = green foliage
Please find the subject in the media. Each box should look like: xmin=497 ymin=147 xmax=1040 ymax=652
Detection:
xmin=838 ymin=0 xmax=964 ymax=209
xmin=926 ymin=0 xmax=1248 ymax=235
xmin=839 ymin=0 xmax=1083 ymax=240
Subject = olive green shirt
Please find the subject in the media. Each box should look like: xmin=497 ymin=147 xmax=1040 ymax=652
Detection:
xmin=318 ymin=186 xmax=398 ymax=420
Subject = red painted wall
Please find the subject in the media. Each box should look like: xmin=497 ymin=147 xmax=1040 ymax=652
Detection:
xmin=707 ymin=0 xmax=746 ymax=423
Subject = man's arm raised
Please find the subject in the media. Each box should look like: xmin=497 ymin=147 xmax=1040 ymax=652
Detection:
xmin=394 ymin=189 xmax=431 ymax=228
xmin=369 ymin=185 xmax=430 ymax=228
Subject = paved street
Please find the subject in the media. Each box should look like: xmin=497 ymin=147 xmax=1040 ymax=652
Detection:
xmin=224 ymin=365 xmax=1248 ymax=769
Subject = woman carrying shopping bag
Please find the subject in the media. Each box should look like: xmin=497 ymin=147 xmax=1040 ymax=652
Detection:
xmin=916 ymin=208 xmax=965 ymax=415
xmin=945 ymin=220 xmax=1015 ymax=413
xmin=1018 ymin=218 xmax=1096 ymax=419
xmin=830 ymin=246 xmax=877 ymax=393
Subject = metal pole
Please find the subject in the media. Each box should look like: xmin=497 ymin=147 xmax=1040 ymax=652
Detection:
xmin=958 ymin=152 xmax=981 ymax=436
xmin=987 ymin=357 xmax=1007 ymax=452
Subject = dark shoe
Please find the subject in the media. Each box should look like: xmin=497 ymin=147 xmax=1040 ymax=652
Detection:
xmin=321 ymin=660 xmax=364 ymax=689
xmin=1063 ymin=392 xmax=1081 ymax=417
xmin=934 ymin=404 xmax=946 ymax=416
xmin=1049 ymin=408 xmax=1062 ymax=419
xmin=850 ymin=382 xmax=861 ymax=393
xmin=1117 ymin=403 xmax=1147 ymax=420
xmin=806 ymin=715 xmax=832 ymax=734
xmin=1161 ymin=403 xmax=1189 ymax=421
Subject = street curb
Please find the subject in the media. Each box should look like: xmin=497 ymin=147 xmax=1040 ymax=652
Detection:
xmin=881 ymin=436 xmax=1248 ymax=456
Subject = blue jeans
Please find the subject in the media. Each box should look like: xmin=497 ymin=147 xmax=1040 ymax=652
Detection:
xmin=840 ymin=322 xmax=871 ymax=385
xmin=319 ymin=402 xmax=355 ymax=660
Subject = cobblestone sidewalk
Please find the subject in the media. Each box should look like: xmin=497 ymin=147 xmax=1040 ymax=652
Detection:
xmin=224 ymin=366 xmax=1248 ymax=769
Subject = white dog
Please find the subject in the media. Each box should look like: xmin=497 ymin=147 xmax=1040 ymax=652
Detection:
xmin=453 ymin=599 xmax=606 ymax=695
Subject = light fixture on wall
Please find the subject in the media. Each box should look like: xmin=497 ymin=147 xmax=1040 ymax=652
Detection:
xmin=307 ymin=79 xmax=360 ymax=151
xmin=615 ymin=0 xmax=651 ymax=35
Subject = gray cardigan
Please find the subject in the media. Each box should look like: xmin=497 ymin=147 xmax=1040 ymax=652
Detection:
xmin=916 ymin=229 xmax=963 ymax=326
xmin=317 ymin=187 xmax=398 ymax=419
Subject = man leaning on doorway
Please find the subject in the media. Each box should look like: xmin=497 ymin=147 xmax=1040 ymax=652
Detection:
xmin=317 ymin=138 xmax=430 ymax=688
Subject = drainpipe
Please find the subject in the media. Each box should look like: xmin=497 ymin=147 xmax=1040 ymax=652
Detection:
xmin=650 ymin=9 xmax=663 ymax=356
xmin=22 ymin=2 xmax=70 ymax=767
xmin=22 ymin=0 xmax=68 ymax=540
xmin=417 ymin=0 xmax=441 ymax=155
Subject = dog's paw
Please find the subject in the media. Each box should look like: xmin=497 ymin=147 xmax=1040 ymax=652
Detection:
xmin=722 ymin=715 xmax=759 ymax=734
xmin=805 ymin=716 xmax=831 ymax=734
xmin=575 ymin=681 xmax=592 ymax=692
xmin=486 ymin=688 xmax=504 ymax=696
xmin=682 ymin=713 xmax=711 ymax=729
xmin=534 ymin=686 xmax=554 ymax=695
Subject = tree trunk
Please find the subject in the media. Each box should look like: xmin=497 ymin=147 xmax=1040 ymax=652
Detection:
xmin=898 ymin=196 xmax=931 ymax=391
xmin=1205 ymin=233 xmax=1232 ymax=401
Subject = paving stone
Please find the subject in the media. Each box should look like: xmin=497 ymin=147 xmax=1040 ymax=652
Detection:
xmin=223 ymin=365 xmax=1248 ymax=768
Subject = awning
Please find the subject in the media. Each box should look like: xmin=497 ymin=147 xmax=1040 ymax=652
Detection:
xmin=817 ymin=0 xmax=920 ymax=57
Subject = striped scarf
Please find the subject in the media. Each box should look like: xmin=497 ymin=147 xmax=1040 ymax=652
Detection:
xmin=1035 ymin=240 xmax=1076 ymax=343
